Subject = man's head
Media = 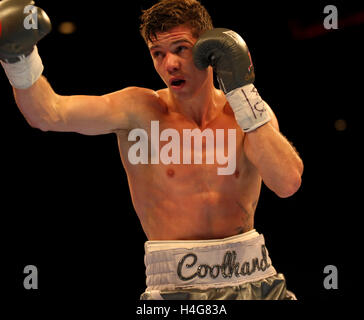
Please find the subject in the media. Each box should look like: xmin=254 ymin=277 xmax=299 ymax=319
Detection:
xmin=139 ymin=0 xmax=213 ymax=44
xmin=140 ymin=1 xmax=215 ymax=99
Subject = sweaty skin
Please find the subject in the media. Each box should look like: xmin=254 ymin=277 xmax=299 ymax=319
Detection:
xmin=116 ymin=26 xmax=271 ymax=240
xmin=117 ymin=96 xmax=261 ymax=240
xmin=12 ymin=25 xmax=300 ymax=241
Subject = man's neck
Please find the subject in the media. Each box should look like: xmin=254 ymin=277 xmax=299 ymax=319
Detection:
xmin=168 ymin=81 xmax=224 ymax=129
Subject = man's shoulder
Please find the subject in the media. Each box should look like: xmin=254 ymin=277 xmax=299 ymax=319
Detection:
xmin=106 ymin=86 xmax=168 ymax=115
xmin=122 ymin=86 xmax=168 ymax=113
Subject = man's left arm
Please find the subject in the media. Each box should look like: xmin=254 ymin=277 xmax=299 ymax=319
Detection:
xmin=243 ymin=103 xmax=303 ymax=198
xmin=193 ymin=28 xmax=303 ymax=197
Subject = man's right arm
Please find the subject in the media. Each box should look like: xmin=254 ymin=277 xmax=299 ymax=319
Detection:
xmin=1 ymin=0 xmax=155 ymax=135
xmin=13 ymin=75 xmax=154 ymax=135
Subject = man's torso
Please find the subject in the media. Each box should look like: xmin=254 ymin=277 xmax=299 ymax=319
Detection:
xmin=116 ymin=88 xmax=262 ymax=240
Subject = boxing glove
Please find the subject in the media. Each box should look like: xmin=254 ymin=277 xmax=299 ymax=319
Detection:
xmin=193 ymin=28 xmax=271 ymax=132
xmin=0 ymin=0 xmax=51 ymax=62
xmin=0 ymin=0 xmax=51 ymax=88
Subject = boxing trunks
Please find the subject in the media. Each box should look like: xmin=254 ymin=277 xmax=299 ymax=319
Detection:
xmin=140 ymin=229 xmax=296 ymax=300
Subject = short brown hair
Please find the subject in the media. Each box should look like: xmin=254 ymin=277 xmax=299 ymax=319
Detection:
xmin=139 ymin=0 xmax=213 ymax=43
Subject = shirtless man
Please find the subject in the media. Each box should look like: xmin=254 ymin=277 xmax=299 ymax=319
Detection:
xmin=1 ymin=0 xmax=303 ymax=300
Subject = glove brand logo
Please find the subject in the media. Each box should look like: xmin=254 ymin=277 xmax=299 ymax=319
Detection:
xmin=244 ymin=52 xmax=255 ymax=82
xmin=23 ymin=5 xmax=38 ymax=30
xmin=247 ymin=51 xmax=253 ymax=73
xmin=127 ymin=121 xmax=237 ymax=175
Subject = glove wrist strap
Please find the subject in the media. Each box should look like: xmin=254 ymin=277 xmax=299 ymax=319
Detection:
xmin=1 ymin=46 xmax=44 ymax=89
xmin=226 ymin=84 xmax=271 ymax=132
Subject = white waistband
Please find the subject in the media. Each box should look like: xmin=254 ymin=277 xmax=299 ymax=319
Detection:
xmin=145 ymin=229 xmax=259 ymax=253
xmin=144 ymin=231 xmax=277 ymax=291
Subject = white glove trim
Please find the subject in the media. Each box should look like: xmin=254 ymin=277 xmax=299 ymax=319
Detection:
xmin=226 ymin=84 xmax=271 ymax=132
xmin=1 ymin=46 xmax=44 ymax=89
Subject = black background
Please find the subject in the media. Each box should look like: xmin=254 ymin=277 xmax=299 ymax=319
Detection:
xmin=1 ymin=0 xmax=362 ymax=315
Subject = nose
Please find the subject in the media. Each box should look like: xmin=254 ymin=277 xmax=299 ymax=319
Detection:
xmin=165 ymin=52 xmax=180 ymax=74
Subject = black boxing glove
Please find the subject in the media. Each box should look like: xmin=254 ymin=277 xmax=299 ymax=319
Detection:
xmin=193 ymin=28 xmax=271 ymax=132
xmin=0 ymin=0 xmax=51 ymax=88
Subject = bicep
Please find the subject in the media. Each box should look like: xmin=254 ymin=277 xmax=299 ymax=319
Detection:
xmin=54 ymin=87 xmax=149 ymax=135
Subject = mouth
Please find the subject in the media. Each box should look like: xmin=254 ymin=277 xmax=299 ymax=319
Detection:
xmin=170 ymin=78 xmax=186 ymax=89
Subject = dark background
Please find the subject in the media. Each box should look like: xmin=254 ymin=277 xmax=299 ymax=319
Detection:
xmin=1 ymin=0 xmax=362 ymax=314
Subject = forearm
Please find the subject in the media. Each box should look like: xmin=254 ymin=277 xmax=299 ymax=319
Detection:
xmin=13 ymin=75 xmax=62 ymax=131
xmin=1 ymin=3 xmax=130 ymax=136
xmin=244 ymin=122 xmax=303 ymax=198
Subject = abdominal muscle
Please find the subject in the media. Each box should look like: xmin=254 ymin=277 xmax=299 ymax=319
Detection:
xmin=139 ymin=186 xmax=259 ymax=241
xmin=119 ymin=143 xmax=262 ymax=240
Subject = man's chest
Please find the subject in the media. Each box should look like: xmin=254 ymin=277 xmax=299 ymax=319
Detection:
xmin=125 ymin=112 xmax=244 ymax=173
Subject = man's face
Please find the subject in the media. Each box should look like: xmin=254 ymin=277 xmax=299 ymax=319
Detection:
xmin=147 ymin=25 xmax=210 ymax=98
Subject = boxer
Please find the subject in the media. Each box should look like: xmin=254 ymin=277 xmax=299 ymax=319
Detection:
xmin=1 ymin=0 xmax=303 ymax=299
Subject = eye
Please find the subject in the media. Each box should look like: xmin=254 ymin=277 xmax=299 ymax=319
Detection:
xmin=175 ymin=46 xmax=188 ymax=54
xmin=152 ymin=51 xmax=162 ymax=58
xmin=151 ymin=50 xmax=166 ymax=59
